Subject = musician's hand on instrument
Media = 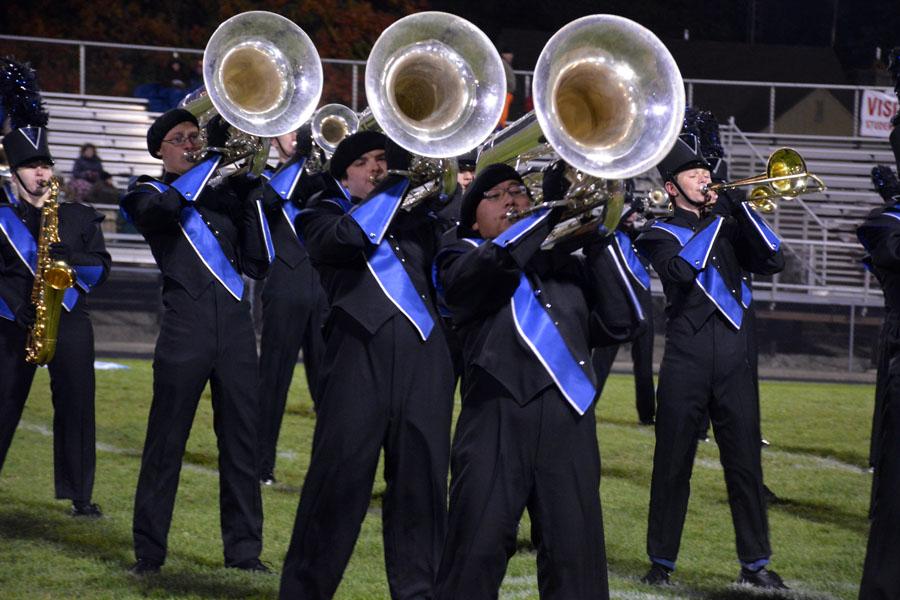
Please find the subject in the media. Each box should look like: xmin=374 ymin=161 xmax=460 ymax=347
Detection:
xmin=49 ymin=241 xmax=73 ymax=263
xmin=384 ymin=138 xmax=411 ymax=173
xmin=710 ymin=190 xmax=740 ymax=218
xmin=14 ymin=303 xmax=36 ymax=330
xmin=541 ymin=159 xmax=570 ymax=202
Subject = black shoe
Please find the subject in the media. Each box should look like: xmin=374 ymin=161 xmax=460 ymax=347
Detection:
xmin=260 ymin=472 xmax=277 ymax=486
xmin=763 ymin=484 xmax=781 ymax=505
xmin=641 ymin=563 xmax=672 ymax=585
xmin=71 ymin=501 xmax=103 ymax=518
xmin=639 ymin=418 xmax=655 ymax=426
xmin=738 ymin=567 xmax=788 ymax=589
xmin=128 ymin=559 xmax=162 ymax=576
xmin=227 ymin=558 xmax=273 ymax=573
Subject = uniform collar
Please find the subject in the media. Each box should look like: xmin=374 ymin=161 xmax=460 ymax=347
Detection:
xmin=672 ymin=206 xmax=701 ymax=227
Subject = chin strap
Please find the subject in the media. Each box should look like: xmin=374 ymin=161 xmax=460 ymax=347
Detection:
xmin=13 ymin=171 xmax=46 ymax=200
xmin=671 ymin=179 xmax=711 ymax=216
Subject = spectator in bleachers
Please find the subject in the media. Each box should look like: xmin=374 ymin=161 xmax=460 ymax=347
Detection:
xmin=69 ymin=143 xmax=104 ymax=203
xmin=165 ymin=57 xmax=188 ymax=90
xmin=86 ymin=170 xmax=120 ymax=206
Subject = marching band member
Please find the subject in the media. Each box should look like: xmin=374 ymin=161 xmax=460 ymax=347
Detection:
xmin=635 ymin=133 xmax=787 ymax=588
xmin=0 ymin=126 xmax=109 ymax=517
xmin=591 ymin=184 xmax=656 ymax=425
xmin=122 ymin=108 xmax=273 ymax=575
xmin=255 ymin=125 xmax=328 ymax=486
xmin=433 ymin=162 xmax=644 ymax=599
xmin=279 ymin=131 xmax=455 ymax=599
xmin=856 ymin=132 xmax=900 ymax=600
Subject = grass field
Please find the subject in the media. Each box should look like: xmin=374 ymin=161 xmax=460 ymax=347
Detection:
xmin=0 ymin=360 xmax=874 ymax=599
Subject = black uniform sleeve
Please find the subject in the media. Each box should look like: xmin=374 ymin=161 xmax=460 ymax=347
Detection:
xmin=297 ymin=194 xmax=370 ymax=265
xmin=119 ymin=178 xmax=184 ymax=233
xmin=0 ymin=252 xmax=25 ymax=314
xmin=436 ymin=237 xmax=521 ymax=325
xmin=70 ymin=208 xmax=112 ymax=287
xmin=584 ymin=236 xmax=646 ymax=346
xmin=859 ymin=210 xmax=900 ymax=269
xmin=228 ymin=175 xmax=271 ymax=280
xmin=635 ymin=223 xmax=696 ymax=284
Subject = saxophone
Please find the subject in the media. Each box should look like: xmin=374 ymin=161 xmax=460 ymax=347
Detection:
xmin=25 ymin=177 xmax=75 ymax=365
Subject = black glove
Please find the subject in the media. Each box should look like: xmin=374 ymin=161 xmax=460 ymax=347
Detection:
xmin=384 ymin=138 xmax=412 ymax=172
xmin=295 ymin=123 xmax=313 ymax=159
xmin=49 ymin=241 xmax=73 ymax=263
xmin=14 ymin=303 xmax=36 ymax=330
xmin=710 ymin=190 xmax=739 ymax=217
xmin=541 ymin=159 xmax=571 ymax=201
xmin=205 ymin=115 xmax=230 ymax=150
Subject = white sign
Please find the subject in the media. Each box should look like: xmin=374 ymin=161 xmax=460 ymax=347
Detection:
xmin=860 ymin=89 xmax=899 ymax=137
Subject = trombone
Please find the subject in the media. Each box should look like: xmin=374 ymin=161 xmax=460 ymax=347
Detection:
xmin=703 ymin=148 xmax=826 ymax=213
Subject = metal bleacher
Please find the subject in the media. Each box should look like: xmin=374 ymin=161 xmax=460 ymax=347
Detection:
xmin=43 ymin=92 xmax=161 ymax=270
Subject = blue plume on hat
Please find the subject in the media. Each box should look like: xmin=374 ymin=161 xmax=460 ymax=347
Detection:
xmin=0 ymin=57 xmax=49 ymax=130
xmin=890 ymin=47 xmax=900 ymax=126
xmin=682 ymin=107 xmax=724 ymax=160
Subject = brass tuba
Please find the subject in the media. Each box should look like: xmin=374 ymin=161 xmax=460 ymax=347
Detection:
xmin=26 ymin=177 xmax=75 ymax=365
xmin=364 ymin=11 xmax=506 ymax=207
xmin=180 ymin=11 xmax=324 ymax=175
xmin=479 ymin=14 xmax=685 ymax=247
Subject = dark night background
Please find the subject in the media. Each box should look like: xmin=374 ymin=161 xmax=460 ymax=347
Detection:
xmin=2 ymin=0 xmax=900 ymax=97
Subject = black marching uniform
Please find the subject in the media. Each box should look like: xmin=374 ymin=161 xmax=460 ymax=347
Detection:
xmin=635 ymin=198 xmax=784 ymax=571
xmin=255 ymin=155 xmax=327 ymax=480
xmin=857 ymin=202 xmax=900 ymax=599
xmin=591 ymin=226 xmax=656 ymax=423
xmin=433 ymin=206 xmax=644 ymax=599
xmin=279 ymin=176 xmax=455 ymax=599
xmin=121 ymin=155 xmax=272 ymax=567
xmin=0 ymin=193 xmax=109 ymax=505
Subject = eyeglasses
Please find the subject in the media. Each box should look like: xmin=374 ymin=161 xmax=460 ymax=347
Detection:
xmin=162 ymin=132 xmax=201 ymax=146
xmin=483 ymin=185 xmax=527 ymax=201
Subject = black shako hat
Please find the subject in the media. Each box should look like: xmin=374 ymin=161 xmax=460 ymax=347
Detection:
xmin=460 ymin=163 xmax=525 ymax=230
xmin=147 ymin=108 xmax=198 ymax=158
xmin=457 ymin=150 xmax=477 ymax=171
xmin=2 ymin=126 xmax=53 ymax=170
xmin=329 ymin=131 xmax=387 ymax=179
xmin=656 ymin=133 xmax=710 ymax=183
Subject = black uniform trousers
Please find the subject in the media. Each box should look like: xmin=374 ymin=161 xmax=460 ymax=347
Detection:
xmin=0 ymin=308 xmax=97 ymax=502
xmin=435 ymin=372 xmax=607 ymax=600
xmin=257 ymin=256 xmax=326 ymax=476
xmin=859 ymin=314 xmax=900 ymax=599
xmin=132 ymin=283 xmax=263 ymax=566
xmin=279 ymin=311 xmax=454 ymax=600
xmin=647 ymin=312 xmax=770 ymax=564
xmin=591 ymin=288 xmax=655 ymax=422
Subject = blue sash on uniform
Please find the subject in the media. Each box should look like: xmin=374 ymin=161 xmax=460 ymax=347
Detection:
xmin=652 ymin=219 xmax=748 ymax=329
xmin=137 ymin=156 xmax=249 ymax=300
xmin=613 ymin=230 xmax=651 ymax=290
xmin=491 ymin=210 xmax=597 ymax=414
xmin=0 ymin=205 xmax=100 ymax=318
xmin=268 ymin=158 xmax=306 ymax=241
xmin=2 ymin=182 xmax=18 ymax=206
xmin=345 ymin=178 xmax=435 ymax=341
